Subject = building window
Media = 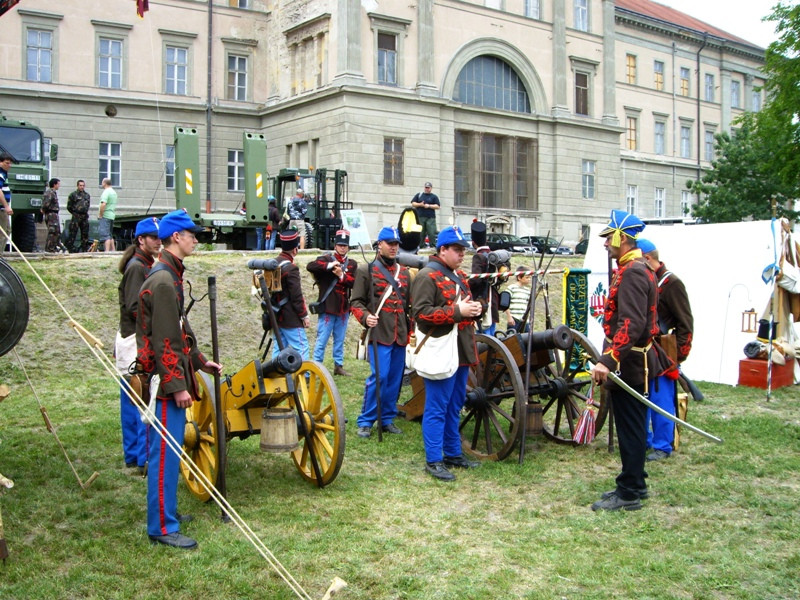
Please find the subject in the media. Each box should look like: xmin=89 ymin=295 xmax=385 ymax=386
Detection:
xmin=99 ymin=142 xmax=121 ymax=187
xmin=704 ymin=130 xmax=715 ymax=161
xmin=525 ymin=0 xmax=540 ymax=19
xmin=383 ymin=138 xmax=404 ymax=185
xmin=454 ymin=56 xmax=531 ymax=113
xmin=680 ymin=67 xmax=690 ymax=97
xmin=581 ymin=160 xmax=595 ymax=199
xmin=681 ymin=190 xmax=692 ymax=215
xmin=229 ymin=0 xmax=249 ymax=7
xmin=165 ymin=145 xmax=175 ymax=190
xmin=227 ymin=149 xmax=244 ymax=192
xmin=654 ymin=188 xmax=665 ymax=218
xmin=626 ymin=54 xmax=636 ymax=85
xmin=704 ymin=73 xmax=715 ymax=102
xmin=377 ymin=33 xmax=397 ymax=85
xmin=626 ymin=117 xmax=638 ymax=151
xmin=680 ymin=125 xmax=691 ymax=159
xmin=227 ymin=54 xmax=247 ymax=101
xmin=454 ymin=130 xmax=537 ymax=210
xmin=654 ymin=121 xmax=665 ymax=155
xmin=574 ymin=0 xmax=588 ymax=32
xmin=752 ymin=89 xmax=762 ymax=112
xmin=575 ymin=72 xmax=589 ymax=116
xmin=165 ymin=45 xmax=188 ymax=95
xmin=654 ymin=60 xmax=664 ymax=91
xmin=99 ymin=38 xmax=122 ymax=89
xmin=626 ymin=184 xmax=638 ymax=215
xmin=731 ymin=80 xmax=741 ymax=108
xmin=26 ymin=29 xmax=53 ymax=82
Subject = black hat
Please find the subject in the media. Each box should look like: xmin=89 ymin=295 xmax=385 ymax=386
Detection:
xmin=279 ymin=228 xmax=300 ymax=251
xmin=471 ymin=220 xmax=487 ymax=247
xmin=334 ymin=229 xmax=350 ymax=246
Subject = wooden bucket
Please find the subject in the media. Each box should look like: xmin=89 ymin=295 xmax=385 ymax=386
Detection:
xmin=260 ymin=408 xmax=299 ymax=453
xmin=525 ymin=402 xmax=543 ymax=436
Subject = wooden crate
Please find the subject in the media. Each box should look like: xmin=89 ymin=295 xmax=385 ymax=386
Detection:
xmin=738 ymin=358 xmax=795 ymax=390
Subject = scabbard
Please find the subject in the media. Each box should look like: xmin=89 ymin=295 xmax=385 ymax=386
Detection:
xmin=605 ymin=371 xmax=723 ymax=444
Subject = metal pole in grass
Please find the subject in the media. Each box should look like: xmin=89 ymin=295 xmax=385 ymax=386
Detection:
xmin=208 ymin=276 xmax=229 ymax=521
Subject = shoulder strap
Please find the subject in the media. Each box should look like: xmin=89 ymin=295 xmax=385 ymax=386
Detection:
xmin=657 ymin=271 xmax=672 ymax=288
xmin=149 ymin=261 xmax=184 ymax=312
xmin=373 ymin=260 xmax=403 ymax=300
xmin=429 ymin=261 xmax=470 ymax=298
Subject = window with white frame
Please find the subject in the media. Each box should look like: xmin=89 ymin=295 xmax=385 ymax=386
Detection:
xmin=383 ymin=138 xmax=404 ymax=185
xmin=654 ymin=121 xmax=666 ymax=155
xmin=525 ymin=0 xmax=540 ymax=19
xmin=582 ymin=160 xmax=596 ymax=199
xmin=752 ymin=88 xmax=762 ymax=112
xmin=26 ymin=29 xmax=53 ymax=82
xmin=704 ymin=73 xmax=715 ymax=102
xmin=165 ymin=145 xmax=175 ymax=190
xmin=680 ymin=125 xmax=691 ymax=159
xmin=227 ymin=54 xmax=247 ymax=100
xmin=654 ymin=187 xmax=665 ymax=218
xmin=731 ymin=80 xmax=741 ymax=108
xmin=574 ymin=0 xmax=588 ymax=31
xmin=99 ymin=38 xmax=123 ymax=89
xmin=680 ymin=190 xmax=692 ymax=215
xmin=626 ymin=185 xmax=638 ymax=215
xmin=680 ymin=67 xmax=690 ymax=96
xmin=704 ymin=129 xmax=715 ymax=161
xmin=227 ymin=150 xmax=244 ymax=192
xmin=165 ymin=45 xmax=188 ymax=95
xmin=377 ymin=33 xmax=397 ymax=85
xmin=454 ymin=56 xmax=531 ymax=113
xmin=99 ymin=142 xmax=121 ymax=187
xmin=654 ymin=60 xmax=664 ymax=91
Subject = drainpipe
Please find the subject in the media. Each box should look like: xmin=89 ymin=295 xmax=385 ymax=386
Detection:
xmin=696 ymin=33 xmax=708 ymax=184
xmin=205 ymin=0 xmax=213 ymax=214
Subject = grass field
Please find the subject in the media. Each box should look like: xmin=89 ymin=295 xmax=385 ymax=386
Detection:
xmin=1 ymin=251 xmax=799 ymax=600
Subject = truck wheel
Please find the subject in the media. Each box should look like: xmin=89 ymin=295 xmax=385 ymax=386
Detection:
xmin=304 ymin=222 xmax=314 ymax=249
xmin=11 ymin=214 xmax=36 ymax=253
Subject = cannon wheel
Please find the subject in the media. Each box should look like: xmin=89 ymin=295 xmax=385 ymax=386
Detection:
xmin=181 ymin=371 xmax=226 ymax=502
xmin=539 ymin=329 xmax=608 ymax=445
xmin=288 ymin=361 xmax=345 ymax=486
xmin=459 ymin=333 xmax=526 ymax=461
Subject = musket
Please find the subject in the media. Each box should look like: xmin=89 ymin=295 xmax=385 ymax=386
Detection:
xmin=602 ymin=369 xmax=722 ymax=443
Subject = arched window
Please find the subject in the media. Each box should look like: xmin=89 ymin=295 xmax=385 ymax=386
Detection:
xmin=454 ymin=56 xmax=530 ymax=113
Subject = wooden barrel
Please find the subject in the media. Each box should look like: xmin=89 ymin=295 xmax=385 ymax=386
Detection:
xmin=525 ymin=402 xmax=543 ymax=436
xmin=260 ymin=408 xmax=299 ymax=453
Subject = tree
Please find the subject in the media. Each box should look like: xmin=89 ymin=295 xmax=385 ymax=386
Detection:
xmin=687 ymin=114 xmax=798 ymax=223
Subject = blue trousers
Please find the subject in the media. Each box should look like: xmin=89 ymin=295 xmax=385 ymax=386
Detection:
xmin=647 ymin=375 xmax=675 ymax=454
xmin=272 ymin=327 xmax=310 ymax=360
xmin=357 ymin=342 xmax=405 ymax=428
xmin=147 ymin=396 xmax=185 ymax=537
xmin=313 ymin=313 xmax=349 ymax=366
xmin=422 ymin=366 xmax=469 ymax=463
xmin=120 ymin=377 xmax=147 ymax=467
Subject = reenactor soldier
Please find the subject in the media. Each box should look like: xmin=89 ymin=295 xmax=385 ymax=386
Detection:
xmin=272 ymin=228 xmax=311 ymax=359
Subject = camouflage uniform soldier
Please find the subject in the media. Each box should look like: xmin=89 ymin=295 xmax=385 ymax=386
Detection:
xmin=66 ymin=179 xmax=91 ymax=252
xmin=41 ymin=178 xmax=62 ymax=253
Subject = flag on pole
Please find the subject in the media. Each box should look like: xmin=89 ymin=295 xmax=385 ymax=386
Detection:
xmin=136 ymin=0 xmax=149 ymax=18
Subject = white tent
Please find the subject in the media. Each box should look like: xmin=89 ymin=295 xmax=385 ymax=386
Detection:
xmin=581 ymin=220 xmax=796 ymax=386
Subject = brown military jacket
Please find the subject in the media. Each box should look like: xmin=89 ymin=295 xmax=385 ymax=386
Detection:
xmin=654 ymin=263 xmax=694 ymax=363
xmin=273 ymin=251 xmax=308 ymax=328
xmin=411 ymin=256 xmax=478 ymax=366
xmin=306 ymin=252 xmax=357 ymax=316
xmin=118 ymin=249 xmax=155 ymax=338
xmin=350 ymin=256 xmax=410 ymax=346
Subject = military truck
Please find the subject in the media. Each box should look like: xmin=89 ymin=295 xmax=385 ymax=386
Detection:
xmin=0 ymin=113 xmax=58 ymax=252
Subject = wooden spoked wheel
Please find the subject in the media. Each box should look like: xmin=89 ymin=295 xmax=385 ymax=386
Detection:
xmin=181 ymin=371 xmax=226 ymax=502
xmin=288 ymin=361 xmax=345 ymax=486
xmin=460 ymin=333 xmax=526 ymax=461
xmin=539 ymin=329 xmax=608 ymax=445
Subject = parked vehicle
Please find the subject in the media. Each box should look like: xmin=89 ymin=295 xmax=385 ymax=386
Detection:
xmin=553 ymin=245 xmax=574 ymax=255
xmin=520 ymin=235 xmax=562 ymax=254
xmin=575 ymin=238 xmax=589 ymax=255
xmin=485 ymin=233 xmax=535 ymax=255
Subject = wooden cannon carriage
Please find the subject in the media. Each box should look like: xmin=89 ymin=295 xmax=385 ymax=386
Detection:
xmin=400 ymin=325 xmax=611 ymax=461
xmin=180 ymin=259 xmax=345 ymax=500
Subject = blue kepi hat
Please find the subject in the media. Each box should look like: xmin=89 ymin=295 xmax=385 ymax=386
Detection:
xmin=377 ymin=226 xmax=400 ymax=243
xmin=135 ymin=216 xmax=160 ymax=237
xmin=599 ymin=209 xmax=645 ymax=248
xmin=159 ymin=209 xmax=204 ymax=239
xmin=636 ymin=238 xmax=657 ymax=255
xmin=437 ymin=226 xmax=470 ymax=249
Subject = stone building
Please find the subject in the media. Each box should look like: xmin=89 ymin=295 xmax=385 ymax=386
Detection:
xmin=0 ymin=0 xmax=765 ymax=245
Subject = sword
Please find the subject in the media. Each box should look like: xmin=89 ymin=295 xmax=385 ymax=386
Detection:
xmin=602 ymin=369 xmax=723 ymax=444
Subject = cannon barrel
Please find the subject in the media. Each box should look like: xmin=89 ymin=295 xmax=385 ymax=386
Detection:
xmin=396 ymin=251 xmax=428 ymax=270
xmin=517 ymin=324 xmax=574 ymax=352
xmin=247 ymin=257 xmax=279 ymax=271
xmin=261 ymin=347 xmax=303 ymax=377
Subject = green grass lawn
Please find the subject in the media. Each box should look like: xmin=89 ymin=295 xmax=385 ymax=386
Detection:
xmin=1 ymin=252 xmax=799 ymax=600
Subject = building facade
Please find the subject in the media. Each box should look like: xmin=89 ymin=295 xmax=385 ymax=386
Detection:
xmin=0 ymin=0 xmax=765 ymax=244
